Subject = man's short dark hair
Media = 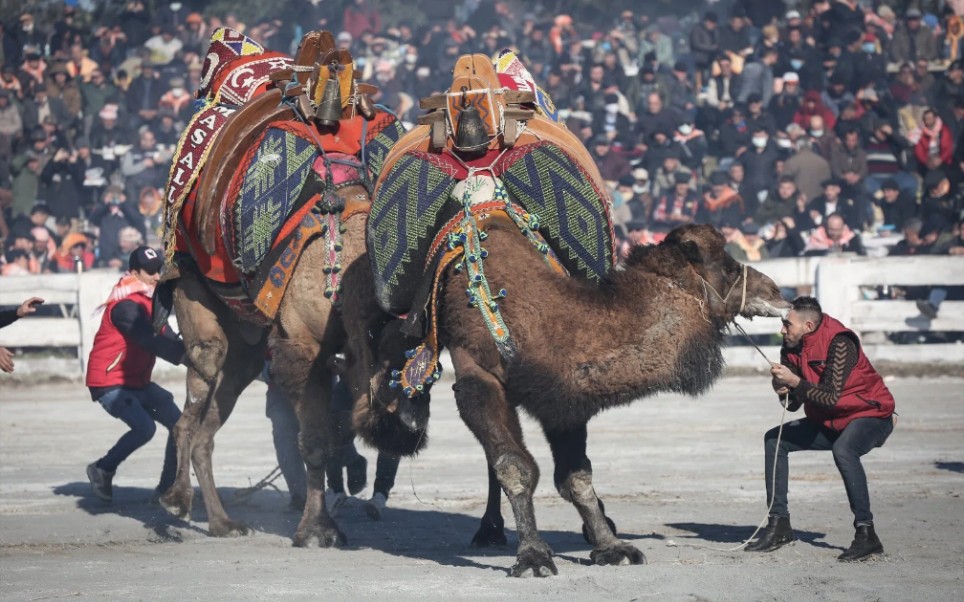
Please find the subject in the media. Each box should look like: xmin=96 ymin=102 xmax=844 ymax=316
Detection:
xmin=791 ymin=295 xmax=823 ymax=324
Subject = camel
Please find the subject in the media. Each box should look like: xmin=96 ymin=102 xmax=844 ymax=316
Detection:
xmin=361 ymin=223 xmax=789 ymax=577
xmin=156 ymin=28 xmax=402 ymax=547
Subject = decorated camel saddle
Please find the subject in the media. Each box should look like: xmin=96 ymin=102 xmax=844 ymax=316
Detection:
xmin=368 ymin=51 xmax=616 ymax=397
xmin=163 ymin=28 xmax=406 ymax=325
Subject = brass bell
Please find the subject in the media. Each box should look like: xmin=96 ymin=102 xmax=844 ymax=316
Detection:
xmin=315 ymin=76 xmax=343 ymax=127
xmin=454 ymin=103 xmax=490 ymax=152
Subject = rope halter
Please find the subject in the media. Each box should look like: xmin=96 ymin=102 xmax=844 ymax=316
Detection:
xmin=700 ymin=263 xmax=748 ymax=319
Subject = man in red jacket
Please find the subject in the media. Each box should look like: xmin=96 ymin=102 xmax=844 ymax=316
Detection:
xmin=746 ymin=296 xmax=895 ymax=561
xmin=85 ymin=246 xmax=185 ymax=503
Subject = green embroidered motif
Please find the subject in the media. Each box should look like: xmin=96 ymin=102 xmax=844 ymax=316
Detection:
xmin=242 ymin=195 xmax=282 ymax=261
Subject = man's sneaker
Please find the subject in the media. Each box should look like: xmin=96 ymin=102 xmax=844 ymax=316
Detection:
xmin=86 ymin=462 xmax=114 ymax=503
xmin=365 ymin=492 xmax=388 ymax=521
xmin=324 ymin=488 xmax=348 ymax=516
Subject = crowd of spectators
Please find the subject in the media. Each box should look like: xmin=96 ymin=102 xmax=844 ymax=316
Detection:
xmin=2 ymin=0 xmax=963 ymax=282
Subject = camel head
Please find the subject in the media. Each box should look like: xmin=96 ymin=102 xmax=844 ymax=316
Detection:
xmin=660 ymin=224 xmax=789 ymax=321
xmin=354 ymin=320 xmax=429 ymax=457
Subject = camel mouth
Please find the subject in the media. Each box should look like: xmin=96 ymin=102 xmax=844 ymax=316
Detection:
xmin=740 ymin=298 xmax=791 ymax=319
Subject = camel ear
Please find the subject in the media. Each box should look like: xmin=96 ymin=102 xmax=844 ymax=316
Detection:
xmin=679 ymin=240 xmax=703 ymax=264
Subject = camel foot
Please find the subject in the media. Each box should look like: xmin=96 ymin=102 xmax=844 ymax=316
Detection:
xmin=510 ymin=542 xmax=557 ymax=578
xmin=470 ymin=517 xmax=508 ymax=548
xmin=293 ymin=522 xmax=347 ymax=548
xmin=581 ymin=515 xmax=617 ymax=545
xmin=159 ymin=487 xmax=192 ymax=520
xmin=590 ymin=541 xmax=646 ymax=566
xmin=208 ymin=518 xmax=251 ymax=537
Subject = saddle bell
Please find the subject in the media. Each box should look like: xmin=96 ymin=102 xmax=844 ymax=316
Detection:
xmin=453 ymin=103 xmax=490 ymax=152
xmin=315 ymin=76 xmax=343 ymax=127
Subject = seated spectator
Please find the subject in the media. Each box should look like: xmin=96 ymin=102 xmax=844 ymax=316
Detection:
xmin=673 ymin=120 xmax=707 ymax=170
xmin=808 ymin=177 xmax=864 ymax=231
xmin=88 ymin=184 xmax=143 ymax=269
xmin=54 ymin=231 xmax=95 ymax=272
xmin=738 ymin=125 xmax=780 ymax=202
xmin=29 ymin=226 xmax=57 ymax=273
xmin=651 ymin=147 xmax=692 ymax=198
xmin=699 ymin=170 xmax=743 ymax=228
xmin=803 ymin=212 xmax=866 ymax=256
xmin=589 ymin=135 xmax=631 ymax=183
xmin=919 ymin=169 xmax=962 ymax=230
xmin=2 ymin=249 xmax=31 ymax=276
xmin=889 ymin=8 xmax=938 ymax=65
xmin=877 ymin=179 xmax=918 ymax=230
xmin=650 ymin=172 xmax=699 ymax=232
xmin=724 ymin=221 xmax=769 ymax=262
xmin=768 ymin=72 xmax=802 ymax=130
xmin=864 ymin=121 xmax=915 ymax=195
xmin=764 ymin=218 xmax=805 ymax=258
xmin=914 ymin=109 xmax=954 ymax=174
xmin=757 ymin=175 xmax=804 ymax=228
xmin=794 ymin=91 xmax=836 ymax=132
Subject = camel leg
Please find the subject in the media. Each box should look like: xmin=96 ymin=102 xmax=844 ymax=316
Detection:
xmin=450 ymin=347 xmax=556 ymax=577
xmin=160 ymin=271 xmax=264 ymax=537
xmin=545 ymin=425 xmax=645 ymax=566
xmin=271 ymin=338 xmax=346 ymax=548
xmin=470 ymin=464 xmax=508 ymax=547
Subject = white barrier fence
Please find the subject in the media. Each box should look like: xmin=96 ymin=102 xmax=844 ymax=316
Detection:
xmin=2 ymin=256 xmax=963 ymax=376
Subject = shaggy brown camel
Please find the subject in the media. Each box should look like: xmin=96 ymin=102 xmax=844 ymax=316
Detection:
xmin=160 ymin=189 xmax=388 ymax=547
xmin=362 ymin=223 xmax=789 ymax=577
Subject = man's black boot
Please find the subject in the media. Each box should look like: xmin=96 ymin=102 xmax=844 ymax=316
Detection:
xmin=745 ymin=515 xmax=795 ymax=552
xmin=838 ymin=525 xmax=883 ymax=561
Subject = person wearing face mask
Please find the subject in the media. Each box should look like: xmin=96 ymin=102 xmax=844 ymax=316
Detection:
xmin=591 ymin=93 xmax=631 ymax=146
xmin=746 ymin=295 xmax=895 ymax=561
xmin=157 ymin=77 xmax=192 ymax=124
xmin=626 ymin=167 xmax=653 ymax=224
xmin=738 ymin=125 xmax=779 ymax=203
xmin=853 ymin=34 xmax=887 ymax=93
xmin=673 ymin=120 xmax=707 ymax=171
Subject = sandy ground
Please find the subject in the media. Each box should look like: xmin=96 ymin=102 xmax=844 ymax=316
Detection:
xmin=1 ymin=375 xmax=962 ymax=601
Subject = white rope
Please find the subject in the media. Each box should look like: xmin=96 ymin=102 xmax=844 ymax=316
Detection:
xmin=668 ymin=329 xmax=791 ymax=553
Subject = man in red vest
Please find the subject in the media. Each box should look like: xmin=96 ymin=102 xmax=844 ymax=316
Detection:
xmin=746 ymin=296 xmax=896 ymax=561
xmin=85 ymin=246 xmax=185 ymax=503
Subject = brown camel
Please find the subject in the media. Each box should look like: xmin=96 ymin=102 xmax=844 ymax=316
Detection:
xmin=160 ymin=192 xmax=389 ymax=546
xmin=155 ymin=26 xmax=406 ymax=545
xmin=361 ymin=222 xmax=789 ymax=576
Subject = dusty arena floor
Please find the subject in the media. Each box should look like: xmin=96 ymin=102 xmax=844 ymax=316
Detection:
xmin=1 ymin=376 xmax=962 ymax=601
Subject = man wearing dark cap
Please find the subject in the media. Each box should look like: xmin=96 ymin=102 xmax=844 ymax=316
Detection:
xmin=85 ymin=246 xmax=184 ymax=504
xmin=877 ymin=178 xmax=918 ymax=230
xmin=590 ymin=134 xmax=632 ymax=183
xmin=920 ymin=169 xmax=961 ymax=229
xmin=889 ymin=8 xmax=938 ymax=64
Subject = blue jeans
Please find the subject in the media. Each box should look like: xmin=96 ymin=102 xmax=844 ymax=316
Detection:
xmin=763 ymin=416 xmax=893 ymax=527
xmin=265 ymin=382 xmax=307 ymax=501
xmin=94 ymin=383 xmax=181 ymax=491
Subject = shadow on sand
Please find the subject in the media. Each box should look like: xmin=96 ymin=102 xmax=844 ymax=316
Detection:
xmin=666 ymin=521 xmax=838 ymax=551
xmin=53 ymin=481 xmax=673 ymax=573
xmin=935 ymin=460 xmax=964 ymax=473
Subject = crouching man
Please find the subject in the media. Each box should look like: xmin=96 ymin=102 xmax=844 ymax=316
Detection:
xmin=85 ymin=246 xmax=185 ymax=503
xmin=746 ymin=296 xmax=896 ymax=561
